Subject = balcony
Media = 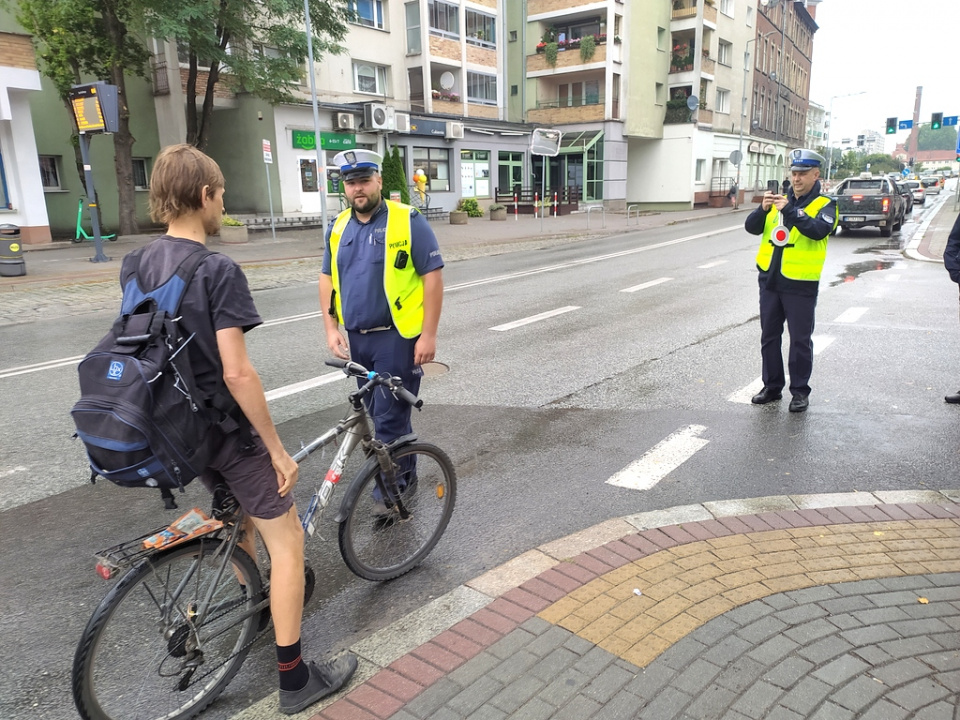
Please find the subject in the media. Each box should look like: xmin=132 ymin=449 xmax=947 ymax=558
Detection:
xmin=528 ymin=101 xmax=605 ymax=125
xmin=671 ymin=0 xmax=697 ymax=19
xmin=529 ymin=37 xmax=607 ymax=74
xmin=701 ymin=55 xmax=715 ymax=75
xmin=529 ymin=0 xmax=595 ymax=14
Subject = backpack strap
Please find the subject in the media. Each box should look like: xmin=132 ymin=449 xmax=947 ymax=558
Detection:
xmin=120 ymin=243 xmax=212 ymax=317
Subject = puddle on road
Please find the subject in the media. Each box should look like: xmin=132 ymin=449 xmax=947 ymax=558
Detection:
xmin=829 ymin=259 xmax=896 ymax=286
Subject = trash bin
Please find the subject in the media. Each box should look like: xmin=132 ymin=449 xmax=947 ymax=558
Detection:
xmin=0 ymin=224 xmax=25 ymax=277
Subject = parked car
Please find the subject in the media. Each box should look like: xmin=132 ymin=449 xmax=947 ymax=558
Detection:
xmin=921 ymin=176 xmax=941 ymax=196
xmin=901 ymin=179 xmax=925 ymax=206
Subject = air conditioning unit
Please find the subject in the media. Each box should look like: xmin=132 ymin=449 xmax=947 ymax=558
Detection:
xmin=335 ymin=112 xmax=355 ymax=131
xmin=445 ymin=121 xmax=464 ymax=140
xmin=385 ymin=105 xmax=396 ymax=131
xmin=394 ymin=112 xmax=411 ymax=133
xmin=364 ymin=102 xmax=389 ymax=130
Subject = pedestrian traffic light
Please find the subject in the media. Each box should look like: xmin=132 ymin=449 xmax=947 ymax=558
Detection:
xmin=886 ymin=117 xmax=897 ymax=134
xmin=932 ymin=112 xmax=943 ymax=130
xmin=857 ymin=135 xmax=865 ymax=147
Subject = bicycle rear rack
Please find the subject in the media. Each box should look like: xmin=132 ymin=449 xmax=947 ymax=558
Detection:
xmin=93 ymin=523 xmax=224 ymax=579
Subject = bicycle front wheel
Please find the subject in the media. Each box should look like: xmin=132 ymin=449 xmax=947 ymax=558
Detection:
xmin=339 ymin=443 xmax=456 ymax=581
xmin=72 ymin=539 xmax=262 ymax=720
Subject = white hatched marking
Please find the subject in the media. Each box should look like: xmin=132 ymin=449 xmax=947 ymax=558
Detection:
xmin=884 ymin=274 xmax=901 ymax=282
xmin=490 ymin=306 xmax=580 ymax=332
xmin=264 ymin=372 xmax=344 ymax=401
xmin=0 ymin=466 xmax=28 ymax=478
xmin=697 ymin=260 xmax=728 ymax=269
xmin=728 ymin=335 xmax=834 ymax=403
xmin=834 ymin=307 xmax=869 ymax=323
xmin=621 ymin=277 xmax=673 ymax=293
xmin=606 ymin=425 xmax=709 ymax=491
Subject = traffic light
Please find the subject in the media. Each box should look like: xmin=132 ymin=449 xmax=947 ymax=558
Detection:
xmin=932 ymin=112 xmax=943 ymax=130
xmin=886 ymin=117 xmax=897 ymax=134
xmin=857 ymin=135 xmax=865 ymax=147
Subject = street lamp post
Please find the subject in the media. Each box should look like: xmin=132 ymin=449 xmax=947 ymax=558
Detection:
xmin=303 ymin=0 xmax=328 ymax=234
xmin=735 ymin=31 xmax=776 ymax=209
xmin=825 ymin=91 xmax=866 ymax=183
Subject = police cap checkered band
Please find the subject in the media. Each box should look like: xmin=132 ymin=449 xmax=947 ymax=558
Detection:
xmin=789 ymin=148 xmax=825 ymax=171
xmin=333 ymin=149 xmax=382 ymax=179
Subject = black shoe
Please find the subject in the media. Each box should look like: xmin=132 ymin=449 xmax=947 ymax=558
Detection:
xmin=751 ymin=387 xmax=783 ymax=404
xmin=279 ymin=654 xmax=358 ymax=715
xmin=946 ymin=393 xmax=960 ymax=404
xmin=789 ymin=394 xmax=809 ymax=413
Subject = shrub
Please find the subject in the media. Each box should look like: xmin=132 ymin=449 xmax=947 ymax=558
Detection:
xmin=456 ymin=198 xmax=483 ymax=217
xmin=544 ymin=41 xmax=559 ymax=67
xmin=221 ymin=214 xmax=244 ymax=227
xmin=579 ymin=34 xmax=596 ymax=62
xmin=488 ymin=204 xmax=506 ymax=211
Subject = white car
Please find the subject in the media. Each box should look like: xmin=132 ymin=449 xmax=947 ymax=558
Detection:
xmin=921 ymin=177 xmax=941 ymax=196
xmin=901 ymin=180 xmax=925 ymax=206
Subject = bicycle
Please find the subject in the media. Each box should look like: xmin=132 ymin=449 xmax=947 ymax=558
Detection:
xmin=71 ymin=359 xmax=457 ymax=720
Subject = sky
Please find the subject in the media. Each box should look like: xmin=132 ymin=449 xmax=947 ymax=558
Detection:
xmin=807 ymin=0 xmax=960 ymax=153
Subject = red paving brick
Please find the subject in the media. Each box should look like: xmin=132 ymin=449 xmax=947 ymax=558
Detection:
xmin=432 ymin=629 xmax=485 ymax=660
xmin=587 ymin=544 xmax=633 ymax=568
xmin=680 ymin=521 xmax=721 ymax=541
xmin=696 ymin=519 xmax=734 ymax=539
xmin=817 ymin=507 xmax=855 ymax=524
xmin=470 ymin=606 xmax=520 ymax=635
xmin=797 ymin=508 xmax=835 ymax=526
xmin=620 ymin=533 xmax=664 ymax=556
xmin=900 ymin=503 xmax=936 ymax=520
xmin=739 ymin=514 xmax=775 ymax=532
xmin=502 ymin=586 xmax=552 ymax=613
xmin=837 ymin=506 xmax=873 ymax=523
xmin=412 ymin=640 xmax=469 ymax=672
xmin=718 ymin=515 xmax=758 ymax=534
xmin=539 ymin=567 xmax=585 ymax=593
xmin=451 ymin=617 xmax=505 ymax=647
xmin=573 ymin=552 xmax=616 ymax=576
xmin=859 ymin=505 xmax=896 ymax=522
xmin=660 ymin=525 xmax=700 ymax=544
xmin=640 ymin=527 xmax=682 ymax=549
xmin=775 ymin=510 xmax=812 ymax=528
xmin=317 ymin=698 xmax=379 ymax=720
xmin=389 ymin=654 xmax=445 ymax=685
xmin=755 ymin=512 xmax=791 ymax=530
xmin=345 ymin=683 xmax=405 ymax=718
xmin=604 ymin=538 xmax=646 ymax=561
xmin=520 ymin=577 xmax=568 ymax=603
xmin=486 ymin=596 xmax=536 ymax=624
xmin=367 ymin=668 xmax=426 ymax=702
xmin=876 ymin=504 xmax=912 ymax=521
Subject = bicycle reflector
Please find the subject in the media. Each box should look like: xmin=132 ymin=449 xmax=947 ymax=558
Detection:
xmin=96 ymin=561 xmax=118 ymax=580
xmin=771 ymin=225 xmax=790 ymax=247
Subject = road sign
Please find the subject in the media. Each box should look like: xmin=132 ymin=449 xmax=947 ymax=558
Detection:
xmin=262 ymin=139 xmax=273 ymax=164
xmin=729 ymin=150 xmax=743 ymax=166
xmin=530 ymin=128 xmax=561 ymax=156
xmin=898 ymin=120 xmax=913 ymax=130
xmin=944 ymin=116 xmax=959 ymax=127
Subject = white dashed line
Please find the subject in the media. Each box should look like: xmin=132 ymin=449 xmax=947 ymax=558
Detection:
xmin=489 ymin=306 xmax=580 ymax=332
xmin=620 ymin=278 xmax=673 ymax=293
xmin=264 ymin=372 xmax=344 ymax=401
xmin=697 ymin=260 xmax=728 ymax=269
xmin=834 ymin=307 xmax=869 ymax=323
xmin=606 ymin=425 xmax=709 ymax=491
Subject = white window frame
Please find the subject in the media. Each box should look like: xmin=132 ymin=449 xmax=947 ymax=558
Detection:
xmin=720 ymin=0 xmax=734 ymax=17
xmin=717 ymin=40 xmax=732 ymax=66
xmin=349 ymin=0 xmax=385 ymax=30
xmin=695 ymin=159 xmax=706 ymax=183
xmin=428 ymin=0 xmax=459 ymax=39
xmin=353 ymin=61 xmax=388 ymax=95
xmin=715 ymin=88 xmax=730 ymax=114
xmin=39 ymin=155 xmax=62 ymax=190
xmin=466 ymin=72 xmax=497 ymax=105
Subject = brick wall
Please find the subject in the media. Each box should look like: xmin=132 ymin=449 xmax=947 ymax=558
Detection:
xmin=466 ymin=103 xmax=498 ymax=119
xmin=466 ymin=44 xmax=496 ymax=67
xmin=527 ymin=104 xmax=604 ymax=125
xmin=0 ymin=33 xmax=37 ymax=71
xmin=429 ymin=36 xmax=460 ymax=61
xmin=529 ymin=0 xmax=589 ymax=14
xmin=527 ymin=43 xmax=605 ymax=73
xmin=179 ymin=68 xmax=237 ymax=99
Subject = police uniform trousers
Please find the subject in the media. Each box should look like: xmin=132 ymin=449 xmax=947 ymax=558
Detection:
xmin=759 ymin=286 xmax=817 ymax=396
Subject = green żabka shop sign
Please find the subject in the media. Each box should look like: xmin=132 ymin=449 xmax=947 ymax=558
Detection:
xmin=292 ymin=130 xmax=356 ymax=151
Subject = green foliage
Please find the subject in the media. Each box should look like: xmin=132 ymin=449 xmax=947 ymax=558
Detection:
xmin=456 ymin=198 xmax=483 ymax=217
xmin=488 ymin=204 xmax=506 ymax=211
xmin=541 ymin=26 xmax=557 ymax=44
xmin=393 ymin=146 xmax=409 ymax=204
xmin=221 ymin=214 xmax=245 ymax=226
xmin=579 ymin=34 xmax=596 ymax=62
xmin=380 ymin=145 xmax=410 ymax=204
xmin=918 ymin=124 xmax=958 ymax=152
xmin=544 ymin=42 xmax=559 ymax=67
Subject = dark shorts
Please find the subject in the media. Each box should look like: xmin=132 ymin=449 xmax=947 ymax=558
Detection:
xmin=200 ymin=429 xmax=294 ymax=520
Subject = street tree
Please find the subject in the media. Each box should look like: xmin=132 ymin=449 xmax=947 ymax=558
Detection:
xmin=141 ymin=0 xmax=351 ymax=149
xmin=918 ymin=124 xmax=958 ymax=152
xmin=16 ymin=0 xmax=148 ymax=235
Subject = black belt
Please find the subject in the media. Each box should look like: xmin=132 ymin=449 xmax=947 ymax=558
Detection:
xmin=356 ymin=325 xmax=393 ymax=334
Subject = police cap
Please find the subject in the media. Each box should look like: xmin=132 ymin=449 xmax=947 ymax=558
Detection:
xmin=789 ymin=148 xmax=826 ymax=172
xmin=333 ymin=149 xmax=383 ymax=180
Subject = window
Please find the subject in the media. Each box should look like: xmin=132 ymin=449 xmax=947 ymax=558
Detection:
xmin=460 ymin=150 xmax=490 ymax=198
xmin=465 ymin=10 xmax=495 ymax=46
xmin=746 ymin=5 xmax=754 ymax=26
xmin=466 ymin=72 xmax=496 ymax=105
xmin=558 ymin=80 xmax=601 ymax=107
xmin=658 ymin=27 xmax=667 ymax=51
xmin=349 ymin=0 xmax=385 ymax=29
xmin=428 ymin=1 xmax=459 ymax=38
xmin=38 ymin=156 xmax=61 ymax=190
xmin=132 ymin=158 xmax=150 ymax=190
xmin=720 ymin=0 xmax=733 ymax=17
xmin=715 ymin=88 xmax=730 ymax=114
xmin=655 ymin=82 xmax=665 ymax=105
xmin=412 ymin=147 xmax=450 ymax=192
xmin=718 ymin=40 xmax=732 ymax=66
xmin=353 ymin=61 xmax=387 ymax=94
xmin=509 ymin=30 xmax=517 ymax=42
xmin=510 ymin=84 xmax=518 ymax=96
xmin=405 ymin=2 xmax=421 ymax=53
xmin=695 ymin=159 xmax=705 ymax=182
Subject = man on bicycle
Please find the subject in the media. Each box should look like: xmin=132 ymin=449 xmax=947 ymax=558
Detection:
xmin=320 ymin=149 xmax=444 ymax=513
xmin=145 ymin=144 xmax=356 ymax=714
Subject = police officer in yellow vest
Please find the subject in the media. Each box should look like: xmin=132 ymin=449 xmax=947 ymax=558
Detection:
xmin=320 ymin=150 xmax=444 ymax=509
xmin=745 ymin=148 xmax=837 ymax=413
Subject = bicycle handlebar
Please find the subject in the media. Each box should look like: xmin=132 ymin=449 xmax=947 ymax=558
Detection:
xmin=324 ymin=358 xmax=424 ymax=409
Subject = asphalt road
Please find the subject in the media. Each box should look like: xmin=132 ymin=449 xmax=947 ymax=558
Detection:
xmin=3 ymin=200 xmax=960 ymax=719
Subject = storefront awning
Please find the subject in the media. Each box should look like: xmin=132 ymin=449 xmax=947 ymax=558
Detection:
xmin=558 ymin=129 xmax=603 ymax=154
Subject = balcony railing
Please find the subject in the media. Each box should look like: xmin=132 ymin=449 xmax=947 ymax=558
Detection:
xmin=672 ymin=0 xmax=697 ymax=19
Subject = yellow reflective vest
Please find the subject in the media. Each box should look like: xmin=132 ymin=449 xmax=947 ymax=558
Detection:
xmin=755 ymin=195 xmax=836 ymax=281
xmin=328 ymin=199 xmax=425 ymax=338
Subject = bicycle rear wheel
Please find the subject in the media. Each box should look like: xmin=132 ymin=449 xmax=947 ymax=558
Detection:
xmin=72 ymin=539 xmax=262 ymax=720
xmin=339 ymin=443 xmax=456 ymax=581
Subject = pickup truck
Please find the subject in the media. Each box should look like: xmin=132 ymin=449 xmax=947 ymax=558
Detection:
xmin=830 ymin=174 xmax=907 ymax=237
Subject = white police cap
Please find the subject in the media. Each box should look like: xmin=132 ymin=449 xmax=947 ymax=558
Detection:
xmin=789 ymin=148 xmax=826 ymax=172
xmin=333 ymin=149 xmax=383 ymax=180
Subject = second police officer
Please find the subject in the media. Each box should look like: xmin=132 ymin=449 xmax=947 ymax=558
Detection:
xmin=744 ymin=148 xmax=838 ymax=413
xmin=319 ymin=150 xmax=444 ymax=512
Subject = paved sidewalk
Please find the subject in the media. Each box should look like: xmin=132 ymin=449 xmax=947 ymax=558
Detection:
xmin=270 ymin=491 xmax=960 ymax=720
xmin=904 ymin=192 xmax=959 ymax=263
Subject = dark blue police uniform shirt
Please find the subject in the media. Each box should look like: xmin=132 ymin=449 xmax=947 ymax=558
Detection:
xmin=322 ymin=202 xmax=444 ymax=331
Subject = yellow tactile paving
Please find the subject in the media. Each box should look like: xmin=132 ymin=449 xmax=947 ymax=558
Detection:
xmin=537 ymin=519 xmax=960 ymax=668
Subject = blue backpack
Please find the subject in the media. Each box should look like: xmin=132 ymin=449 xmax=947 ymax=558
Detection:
xmin=71 ymin=245 xmax=230 ymax=505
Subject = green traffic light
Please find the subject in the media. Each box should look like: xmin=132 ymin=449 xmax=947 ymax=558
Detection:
xmin=932 ymin=112 xmax=943 ymax=130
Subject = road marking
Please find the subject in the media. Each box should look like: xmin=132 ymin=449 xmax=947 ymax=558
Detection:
xmin=697 ymin=260 xmax=728 ymax=269
xmin=606 ymin=425 xmax=709 ymax=491
xmin=0 ymin=356 xmax=84 ymax=379
xmin=885 ymin=274 xmax=901 ymax=282
xmin=621 ymin=277 xmax=673 ymax=293
xmin=0 ymin=466 xmax=28 ymax=478
xmin=261 ymin=311 xmax=323 ymax=327
xmin=448 ymin=225 xmax=743 ymax=292
xmin=728 ymin=335 xmax=834 ymax=403
xmin=264 ymin=372 xmax=344 ymax=401
xmin=834 ymin=307 xmax=868 ymax=323
xmin=490 ymin=306 xmax=580 ymax=332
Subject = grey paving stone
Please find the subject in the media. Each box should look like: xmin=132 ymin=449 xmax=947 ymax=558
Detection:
xmin=765 ymin=656 xmax=816 ymax=690
xmin=446 ymin=675 xmax=504 ymax=717
xmin=779 ymin=676 xmax=833 ymax=715
xmin=486 ymin=627 xmax=537 ymax=660
xmin=902 ymin=601 xmax=959 ymax=620
xmin=812 ymin=654 xmax=871 ymax=686
xmin=487 ymin=649 xmax=540 ymax=685
xmin=830 ymin=674 xmax=888 ymax=712
xmin=463 ymin=705 xmax=507 ymax=720
xmin=528 ymin=646 xmax=580 ymax=683
xmin=797 ymin=635 xmax=855 ymax=664
xmin=592 ymin=689 xmax=647 ymax=720
xmin=527 ymin=625 xmax=575 ymax=658
xmin=879 ymin=634 xmax=948 ymax=660
xmin=730 ymin=679 xmax=784 ymax=719
xmin=511 ymin=696 xmax=557 ymax=720
xmin=763 ymin=707 xmax=805 ymax=720
xmin=926 ymin=573 xmax=960 ymax=587
xmin=571 ymin=645 xmax=618 ymax=677
xmin=922 ymin=585 xmax=960 ymax=601
xmin=562 ymin=633 xmax=595 ymax=656
xmin=635 ymin=685 xmax=692 ymax=720
xmin=402 ymin=677 xmax=462 ymax=719
xmin=886 ymin=678 xmax=951 ymax=711
xmin=869 ymin=657 xmax=934 ymax=686
xmin=521 ymin=616 xmax=554 ymax=636
xmin=692 ymin=615 xmax=740 ymax=646
xmin=387 ymin=711 xmax=420 ymax=720
xmin=888 ymin=618 xmax=954 ymax=637
xmin=809 ymin=700 xmax=856 ymax=720
xmin=819 ymin=594 xmax=879 ymax=615
xmin=931 ymin=631 xmax=960 ymax=650
xmin=487 ymin=675 xmax=544 ymax=715
xmin=418 ymin=707 xmax=460 ymax=720
xmin=581 ymin=663 xmax=637 ymax=704
xmin=747 ymin=635 xmax=800 ymax=665
xmin=933 ymin=669 xmax=960 ymax=692
xmin=858 ymin=698 xmax=910 ymax=720
xmin=446 ymin=651 xmax=501 ymax=687
xmin=865 ymin=590 xmax=930 ymax=608
xmin=537 ymin=668 xmax=591 ymax=707
xmin=852 ymin=644 xmax=895 ymax=666
xmin=680 ymin=683 xmax=737 ymax=719
xmin=763 ymin=593 xmax=800 ymax=612
xmin=725 ymin=601 xmax=775 ymax=627
xmin=715 ymin=657 xmax=767 ymax=693
xmin=853 ymin=606 xmax=912 ymax=625
xmin=827 ymin=613 xmax=863 ymax=631
xmin=624 ymin=661 xmax=680 ymax=702
xmin=671 ymin=658 xmax=722 ymax=696
xmin=737 ymin=615 xmax=789 ymax=645
xmin=661 ymin=638 xmax=710 ymax=672
xmin=914 ymin=700 xmax=958 ymax=720
xmin=832 ymin=579 xmax=889 ymax=597
xmin=924 ymin=650 xmax=960 ymax=671
xmin=875 ymin=575 xmax=935 ymax=592
xmin=702 ymin=635 xmax=753 ymax=667
xmin=788 ymin=585 xmax=841 ymax=604
xmin=839 ymin=625 xmax=902 ymax=648
xmin=552 ymin=693 xmax=603 ymax=720
xmin=784 ymin=618 xmax=841 ymax=644
xmin=774 ymin=602 xmax=829 ymax=626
